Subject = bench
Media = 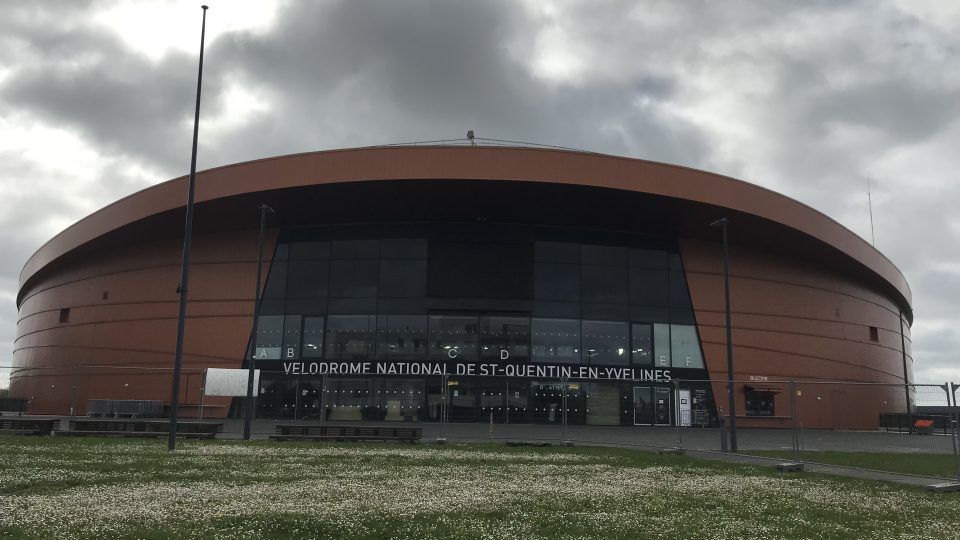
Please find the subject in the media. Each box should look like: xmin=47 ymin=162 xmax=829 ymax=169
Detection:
xmin=0 ymin=418 xmax=57 ymax=436
xmin=0 ymin=398 xmax=27 ymax=416
xmin=56 ymin=430 xmax=216 ymax=439
xmin=57 ymin=419 xmax=223 ymax=439
xmin=270 ymin=424 xmax=421 ymax=443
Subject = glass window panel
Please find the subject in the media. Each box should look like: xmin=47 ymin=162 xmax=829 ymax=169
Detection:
xmin=629 ymin=268 xmax=669 ymax=306
xmin=262 ymin=261 xmax=287 ymax=299
xmin=290 ymin=240 xmax=330 ymax=260
xmin=669 ymin=270 xmax=693 ymax=309
xmin=380 ymin=238 xmax=427 ymax=259
xmin=282 ymin=315 xmax=301 ymax=360
xmin=581 ymin=265 xmax=627 ymax=304
xmin=330 ymin=260 xmax=378 ymax=297
xmin=671 ymin=324 xmax=705 ymax=369
xmin=428 ymin=315 xmax=479 ymax=362
xmin=670 ymin=308 xmax=696 ymax=325
xmin=630 ymin=305 xmax=669 ymax=324
xmin=534 ymin=241 xmax=580 ymax=263
xmin=631 ymin=323 xmax=653 ymax=366
xmin=379 ymin=259 xmax=427 ymax=298
xmin=581 ymin=245 xmax=627 ymax=267
xmin=629 ymin=249 xmax=668 ymax=269
xmin=302 ymin=317 xmax=325 ymax=358
xmin=325 ymin=315 xmax=375 ymax=361
xmin=254 ymin=315 xmax=283 ymax=360
xmin=480 ymin=316 xmax=530 ymax=363
xmin=534 ymin=263 xmax=579 ymax=302
xmin=286 ymin=261 xmax=329 ymax=298
xmin=332 ymin=239 xmax=379 ymax=259
xmin=653 ymin=323 xmax=671 ymax=367
xmin=428 ymin=242 xmax=533 ymax=299
xmin=531 ymin=318 xmax=580 ymax=364
xmin=376 ymin=315 xmax=428 ymax=361
xmin=669 ymin=253 xmax=683 ymax=270
xmin=581 ymin=320 xmax=628 ymax=365
xmin=274 ymin=243 xmax=289 ymax=261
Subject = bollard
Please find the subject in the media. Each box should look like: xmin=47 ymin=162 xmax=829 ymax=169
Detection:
xmin=719 ymin=416 xmax=729 ymax=453
xmin=952 ymin=418 xmax=959 ymax=481
xmin=436 ymin=375 xmax=447 ymax=443
xmin=674 ymin=380 xmax=683 ymax=450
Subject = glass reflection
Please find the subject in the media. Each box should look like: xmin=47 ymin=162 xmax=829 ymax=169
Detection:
xmin=631 ymin=323 xmax=653 ymax=366
xmin=428 ymin=315 xmax=479 ymax=362
xmin=581 ymin=320 xmax=628 ymax=365
xmin=480 ymin=316 xmax=530 ymax=363
xmin=254 ymin=315 xmax=283 ymax=360
xmin=531 ymin=318 xmax=580 ymax=363
xmin=376 ymin=315 xmax=427 ymax=361
xmin=325 ymin=315 xmax=375 ymax=360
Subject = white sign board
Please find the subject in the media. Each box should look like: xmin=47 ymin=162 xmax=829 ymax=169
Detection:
xmin=204 ymin=368 xmax=260 ymax=397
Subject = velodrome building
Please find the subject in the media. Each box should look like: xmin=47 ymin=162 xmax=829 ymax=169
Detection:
xmin=11 ymin=146 xmax=914 ymax=429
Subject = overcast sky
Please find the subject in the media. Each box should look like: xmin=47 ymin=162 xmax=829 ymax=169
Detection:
xmin=1 ymin=0 xmax=958 ymax=386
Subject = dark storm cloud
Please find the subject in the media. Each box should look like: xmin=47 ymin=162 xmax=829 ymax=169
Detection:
xmin=200 ymin=0 xmax=704 ymax=168
xmin=0 ymin=7 xmax=229 ymax=172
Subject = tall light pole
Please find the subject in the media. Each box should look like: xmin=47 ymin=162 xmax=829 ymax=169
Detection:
xmin=169 ymin=5 xmax=208 ymax=452
xmin=710 ymin=217 xmax=737 ymax=452
xmin=243 ymin=204 xmax=276 ymax=440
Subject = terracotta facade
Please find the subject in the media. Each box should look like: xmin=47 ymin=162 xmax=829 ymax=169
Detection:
xmin=12 ymin=147 xmax=913 ymax=428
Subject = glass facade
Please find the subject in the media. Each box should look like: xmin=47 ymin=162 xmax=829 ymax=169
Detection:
xmin=245 ymin=224 xmax=716 ymax=426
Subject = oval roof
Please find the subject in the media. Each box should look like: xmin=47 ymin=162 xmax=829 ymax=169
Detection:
xmin=19 ymin=145 xmax=911 ymax=310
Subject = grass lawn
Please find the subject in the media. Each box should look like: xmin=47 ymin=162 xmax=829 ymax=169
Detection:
xmin=746 ymin=450 xmax=957 ymax=478
xmin=0 ymin=436 xmax=958 ymax=539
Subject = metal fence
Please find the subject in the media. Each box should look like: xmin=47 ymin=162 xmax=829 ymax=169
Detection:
xmin=6 ymin=364 xmax=959 ymax=481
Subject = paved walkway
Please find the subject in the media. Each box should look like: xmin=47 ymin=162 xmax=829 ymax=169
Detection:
xmin=25 ymin=415 xmax=958 ymax=487
xmin=212 ymin=418 xmax=960 ymax=487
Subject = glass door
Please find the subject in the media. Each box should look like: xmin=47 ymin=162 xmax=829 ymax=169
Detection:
xmin=633 ymin=386 xmax=654 ymax=425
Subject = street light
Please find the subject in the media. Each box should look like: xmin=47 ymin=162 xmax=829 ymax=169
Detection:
xmin=168 ymin=4 xmax=209 ymax=453
xmin=710 ymin=217 xmax=737 ymax=452
xmin=243 ymin=204 xmax=276 ymax=441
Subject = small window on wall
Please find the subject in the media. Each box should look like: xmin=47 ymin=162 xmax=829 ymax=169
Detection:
xmin=745 ymin=390 xmax=776 ymax=416
xmin=59 ymin=308 xmax=70 ymax=323
xmin=869 ymin=326 xmax=879 ymax=342
xmin=254 ymin=315 xmax=284 ymax=359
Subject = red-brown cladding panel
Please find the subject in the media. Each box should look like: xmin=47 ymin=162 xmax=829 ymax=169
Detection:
xmin=19 ymin=146 xmax=910 ymax=310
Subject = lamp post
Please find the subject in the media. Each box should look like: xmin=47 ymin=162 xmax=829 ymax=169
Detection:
xmin=710 ymin=217 xmax=737 ymax=452
xmin=169 ymin=5 xmax=208 ymax=452
xmin=243 ymin=204 xmax=276 ymax=441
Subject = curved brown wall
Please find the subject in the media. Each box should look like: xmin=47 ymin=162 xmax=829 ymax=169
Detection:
xmin=13 ymin=228 xmax=276 ymax=416
xmin=12 ymin=146 xmax=914 ymax=425
xmin=682 ymin=238 xmax=912 ymax=429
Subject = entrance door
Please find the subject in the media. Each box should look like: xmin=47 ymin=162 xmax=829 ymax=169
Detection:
xmin=633 ymin=386 xmax=654 ymax=425
xmin=654 ymin=387 xmax=672 ymax=426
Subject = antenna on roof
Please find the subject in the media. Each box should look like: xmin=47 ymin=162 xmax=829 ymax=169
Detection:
xmin=467 ymin=130 xmax=476 ymax=146
xmin=867 ymin=177 xmax=875 ymax=246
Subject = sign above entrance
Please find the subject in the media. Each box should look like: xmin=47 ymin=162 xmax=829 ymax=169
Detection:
xmin=278 ymin=360 xmax=672 ymax=382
